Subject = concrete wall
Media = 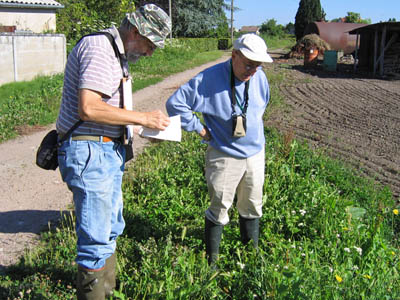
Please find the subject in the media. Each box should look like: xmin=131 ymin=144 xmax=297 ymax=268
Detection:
xmin=0 ymin=33 xmax=66 ymax=85
xmin=0 ymin=8 xmax=57 ymax=33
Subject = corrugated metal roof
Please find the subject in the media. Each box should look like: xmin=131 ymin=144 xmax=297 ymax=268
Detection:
xmin=0 ymin=0 xmax=63 ymax=7
xmin=349 ymin=22 xmax=400 ymax=34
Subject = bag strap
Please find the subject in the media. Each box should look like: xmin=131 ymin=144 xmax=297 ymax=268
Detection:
xmin=58 ymin=119 xmax=84 ymax=144
xmin=82 ymin=31 xmax=128 ymax=77
xmin=59 ymin=31 xmax=127 ymax=142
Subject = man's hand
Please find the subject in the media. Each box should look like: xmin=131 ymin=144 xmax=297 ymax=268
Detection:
xmin=199 ymin=127 xmax=211 ymax=141
xmin=144 ymin=110 xmax=170 ymax=130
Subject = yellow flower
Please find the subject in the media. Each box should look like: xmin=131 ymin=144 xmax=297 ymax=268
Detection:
xmin=335 ymin=275 xmax=343 ymax=283
xmin=393 ymin=209 xmax=399 ymax=215
xmin=364 ymin=274 xmax=371 ymax=279
xmin=391 ymin=251 xmax=396 ymax=256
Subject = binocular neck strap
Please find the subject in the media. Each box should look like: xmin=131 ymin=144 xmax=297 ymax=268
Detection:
xmin=230 ymin=61 xmax=249 ymax=115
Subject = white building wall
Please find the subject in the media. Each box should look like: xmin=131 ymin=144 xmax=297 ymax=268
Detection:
xmin=0 ymin=8 xmax=57 ymax=32
xmin=0 ymin=33 xmax=66 ymax=85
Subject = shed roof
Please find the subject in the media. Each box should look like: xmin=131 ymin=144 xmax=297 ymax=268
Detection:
xmin=240 ymin=26 xmax=259 ymax=32
xmin=349 ymin=22 xmax=400 ymax=34
xmin=0 ymin=0 xmax=63 ymax=8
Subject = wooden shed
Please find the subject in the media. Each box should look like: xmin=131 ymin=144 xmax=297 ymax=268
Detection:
xmin=350 ymin=22 xmax=400 ymax=77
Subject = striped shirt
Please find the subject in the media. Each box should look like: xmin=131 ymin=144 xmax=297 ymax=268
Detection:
xmin=56 ymin=26 xmax=129 ymax=137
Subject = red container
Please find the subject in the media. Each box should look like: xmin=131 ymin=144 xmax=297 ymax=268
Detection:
xmin=304 ymin=47 xmax=319 ymax=66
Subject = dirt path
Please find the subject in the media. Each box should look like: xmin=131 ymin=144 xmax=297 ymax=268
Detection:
xmin=0 ymin=54 xmax=231 ymax=272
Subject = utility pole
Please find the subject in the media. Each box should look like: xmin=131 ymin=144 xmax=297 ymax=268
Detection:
xmin=169 ymin=0 xmax=172 ymax=39
xmin=231 ymin=0 xmax=234 ymax=43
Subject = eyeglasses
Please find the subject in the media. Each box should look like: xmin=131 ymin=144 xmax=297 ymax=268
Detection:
xmin=238 ymin=51 xmax=262 ymax=71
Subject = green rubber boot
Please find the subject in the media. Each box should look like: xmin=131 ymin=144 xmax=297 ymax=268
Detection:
xmin=76 ymin=265 xmax=106 ymax=300
xmin=205 ymin=217 xmax=223 ymax=266
xmin=104 ymin=252 xmax=116 ymax=297
xmin=239 ymin=216 xmax=260 ymax=248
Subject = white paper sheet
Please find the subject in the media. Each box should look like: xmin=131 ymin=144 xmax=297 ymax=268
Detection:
xmin=139 ymin=115 xmax=182 ymax=142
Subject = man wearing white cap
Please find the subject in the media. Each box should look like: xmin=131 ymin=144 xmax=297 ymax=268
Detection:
xmin=56 ymin=4 xmax=171 ymax=299
xmin=166 ymin=34 xmax=273 ymax=265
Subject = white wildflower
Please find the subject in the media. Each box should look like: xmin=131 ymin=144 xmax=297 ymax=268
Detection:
xmin=300 ymin=209 xmax=307 ymax=216
xmin=344 ymin=247 xmax=350 ymax=253
xmin=237 ymin=262 xmax=245 ymax=269
xmin=354 ymin=246 xmax=362 ymax=256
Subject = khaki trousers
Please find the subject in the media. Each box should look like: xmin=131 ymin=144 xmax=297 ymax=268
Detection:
xmin=205 ymin=146 xmax=265 ymax=225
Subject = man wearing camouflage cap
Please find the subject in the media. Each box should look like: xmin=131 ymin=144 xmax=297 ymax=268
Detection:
xmin=55 ymin=4 xmax=171 ymax=299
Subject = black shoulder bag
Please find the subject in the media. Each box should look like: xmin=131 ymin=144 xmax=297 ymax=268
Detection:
xmin=36 ymin=120 xmax=83 ymax=170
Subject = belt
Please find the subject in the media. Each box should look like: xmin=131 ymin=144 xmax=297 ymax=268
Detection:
xmin=71 ymin=135 xmax=119 ymax=143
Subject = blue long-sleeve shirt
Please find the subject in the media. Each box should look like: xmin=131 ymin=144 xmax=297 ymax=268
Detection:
xmin=166 ymin=59 xmax=270 ymax=158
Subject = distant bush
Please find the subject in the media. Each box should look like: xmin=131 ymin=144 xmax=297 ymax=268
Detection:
xmin=178 ymin=38 xmax=219 ymax=52
xmin=217 ymin=38 xmax=230 ymax=50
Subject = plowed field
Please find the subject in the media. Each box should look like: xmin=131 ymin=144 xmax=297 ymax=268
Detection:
xmin=264 ymin=54 xmax=400 ymax=199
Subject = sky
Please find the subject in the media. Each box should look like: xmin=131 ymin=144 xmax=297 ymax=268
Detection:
xmin=226 ymin=0 xmax=399 ymax=29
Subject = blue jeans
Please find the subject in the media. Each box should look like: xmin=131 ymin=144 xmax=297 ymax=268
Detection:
xmin=58 ymin=137 xmax=126 ymax=270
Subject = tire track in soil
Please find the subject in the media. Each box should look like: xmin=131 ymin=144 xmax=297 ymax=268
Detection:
xmin=265 ymin=63 xmax=400 ymax=199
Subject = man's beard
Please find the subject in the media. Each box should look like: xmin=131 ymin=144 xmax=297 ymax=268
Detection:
xmin=126 ymin=52 xmax=143 ymax=63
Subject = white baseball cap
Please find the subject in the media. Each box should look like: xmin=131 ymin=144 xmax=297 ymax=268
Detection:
xmin=234 ymin=34 xmax=273 ymax=63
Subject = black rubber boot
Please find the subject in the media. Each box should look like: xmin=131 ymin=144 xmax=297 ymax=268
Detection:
xmin=205 ymin=217 xmax=223 ymax=266
xmin=77 ymin=265 xmax=106 ymax=300
xmin=104 ymin=252 xmax=116 ymax=297
xmin=239 ymin=216 xmax=260 ymax=248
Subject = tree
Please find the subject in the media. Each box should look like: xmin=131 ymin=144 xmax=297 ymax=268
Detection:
xmin=294 ymin=0 xmax=325 ymax=41
xmin=172 ymin=0 xmax=228 ymax=37
xmin=259 ymin=19 xmax=284 ymax=37
xmin=330 ymin=12 xmax=371 ymax=24
xmin=134 ymin=0 xmax=229 ymax=37
xmin=345 ymin=12 xmax=361 ymax=23
xmin=56 ymin=0 xmax=135 ymax=43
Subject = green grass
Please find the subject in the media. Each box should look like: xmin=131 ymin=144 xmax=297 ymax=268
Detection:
xmin=263 ymin=34 xmax=296 ymax=51
xmin=1 ymin=36 xmax=399 ymax=299
xmin=0 ymin=74 xmax=64 ymax=141
xmin=1 ymin=128 xmax=398 ymax=299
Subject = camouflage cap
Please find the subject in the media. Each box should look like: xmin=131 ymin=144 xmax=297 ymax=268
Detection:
xmin=127 ymin=4 xmax=171 ymax=48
